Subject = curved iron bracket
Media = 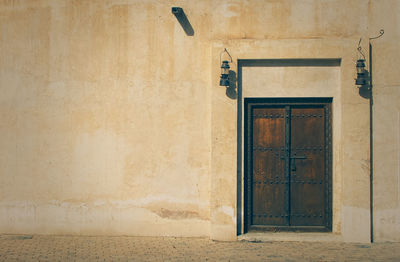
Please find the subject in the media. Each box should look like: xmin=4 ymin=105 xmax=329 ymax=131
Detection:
xmin=369 ymin=29 xmax=385 ymax=41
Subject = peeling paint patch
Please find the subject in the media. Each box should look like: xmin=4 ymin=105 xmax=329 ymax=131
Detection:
xmin=152 ymin=208 xmax=202 ymax=220
xmin=218 ymin=206 xmax=235 ymax=224
xmin=220 ymin=2 xmax=241 ymax=18
xmin=109 ymin=196 xmax=206 ymax=207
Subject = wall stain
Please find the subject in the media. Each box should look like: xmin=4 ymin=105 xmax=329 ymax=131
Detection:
xmin=151 ymin=208 xmax=206 ymax=220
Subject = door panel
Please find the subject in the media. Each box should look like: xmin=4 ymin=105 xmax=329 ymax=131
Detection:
xmin=252 ymin=107 xmax=287 ymax=225
xmin=246 ymin=99 xmax=331 ymax=232
xmin=290 ymin=107 xmax=325 ymax=226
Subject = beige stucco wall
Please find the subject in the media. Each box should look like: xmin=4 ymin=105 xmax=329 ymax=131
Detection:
xmin=0 ymin=0 xmax=212 ymax=237
xmin=0 ymin=0 xmax=398 ymax=242
xmin=369 ymin=0 xmax=400 ymax=242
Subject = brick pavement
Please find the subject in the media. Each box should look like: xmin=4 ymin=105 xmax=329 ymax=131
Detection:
xmin=1 ymin=234 xmax=400 ymax=261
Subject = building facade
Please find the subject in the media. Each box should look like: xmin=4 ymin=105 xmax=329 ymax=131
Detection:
xmin=0 ymin=0 xmax=399 ymax=243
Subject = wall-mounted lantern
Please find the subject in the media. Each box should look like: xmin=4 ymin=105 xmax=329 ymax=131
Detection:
xmin=219 ymin=48 xmax=233 ymax=87
xmin=220 ymin=60 xmax=230 ymax=86
xmin=355 ymin=29 xmax=384 ymax=90
xmin=355 ymin=58 xmax=368 ymax=86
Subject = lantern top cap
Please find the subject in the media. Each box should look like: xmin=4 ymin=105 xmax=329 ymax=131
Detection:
xmin=221 ymin=60 xmax=230 ymax=69
xmin=356 ymin=59 xmax=366 ymax=67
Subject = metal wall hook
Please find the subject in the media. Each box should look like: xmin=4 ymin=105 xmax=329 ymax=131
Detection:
xmin=357 ymin=38 xmax=366 ymax=60
xmin=220 ymin=48 xmax=233 ymax=65
xmin=369 ymin=29 xmax=385 ymax=41
xmin=357 ymin=29 xmax=384 ymax=60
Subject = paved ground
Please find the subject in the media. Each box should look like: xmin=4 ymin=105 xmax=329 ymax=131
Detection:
xmin=1 ymin=235 xmax=400 ymax=261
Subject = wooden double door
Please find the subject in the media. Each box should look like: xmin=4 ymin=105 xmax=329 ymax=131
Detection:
xmin=245 ymin=98 xmax=332 ymax=232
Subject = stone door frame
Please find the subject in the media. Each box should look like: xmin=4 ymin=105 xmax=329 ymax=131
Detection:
xmin=210 ymin=40 xmax=371 ymax=243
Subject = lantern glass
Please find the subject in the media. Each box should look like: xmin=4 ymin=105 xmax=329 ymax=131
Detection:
xmin=221 ymin=60 xmax=230 ymax=75
xmin=356 ymin=59 xmax=366 ymax=74
xmin=356 ymin=76 xmax=367 ymax=86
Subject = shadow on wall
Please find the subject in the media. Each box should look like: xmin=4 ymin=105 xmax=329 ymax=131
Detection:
xmin=172 ymin=7 xmax=194 ymax=36
xmin=226 ymin=70 xmax=237 ymax=100
xmin=358 ymin=70 xmax=371 ymax=99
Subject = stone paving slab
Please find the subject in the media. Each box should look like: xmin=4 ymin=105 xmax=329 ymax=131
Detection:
xmin=1 ymin=235 xmax=400 ymax=261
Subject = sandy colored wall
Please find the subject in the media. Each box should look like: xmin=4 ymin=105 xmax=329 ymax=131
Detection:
xmin=369 ymin=0 xmax=400 ymax=242
xmin=0 ymin=0 xmax=212 ymax=236
xmin=0 ymin=0 xmax=398 ymax=242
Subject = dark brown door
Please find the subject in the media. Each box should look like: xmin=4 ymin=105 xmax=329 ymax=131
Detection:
xmin=245 ymin=99 xmax=331 ymax=231
xmin=252 ymin=107 xmax=288 ymax=226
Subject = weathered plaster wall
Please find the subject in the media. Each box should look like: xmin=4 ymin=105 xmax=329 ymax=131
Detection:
xmin=369 ymin=0 xmax=400 ymax=242
xmin=0 ymin=0 xmax=212 ymax=236
xmin=0 ymin=0 xmax=398 ymax=242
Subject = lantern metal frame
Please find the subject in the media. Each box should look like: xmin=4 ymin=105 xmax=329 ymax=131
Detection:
xmin=355 ymin=58 xmax=368 ymax=86
xmin=219 ymin=48 xmax=233 ymax=87
xmin=355 ymin=29 xmax=384 ymax=89
xmin=355 ymin=37 xmax=370 ymax=88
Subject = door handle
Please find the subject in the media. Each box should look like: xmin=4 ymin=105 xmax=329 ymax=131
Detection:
xmin=280 ymin=154 xmax=307 ymax=171
xmin=290 ymin=154 xmax=306 ymax=171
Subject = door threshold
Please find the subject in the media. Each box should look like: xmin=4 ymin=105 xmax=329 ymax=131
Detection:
xmin=238 ymin=232 xmax=342 ymax=243
xmin=249 ymin=225 xmax=330 ymax=232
